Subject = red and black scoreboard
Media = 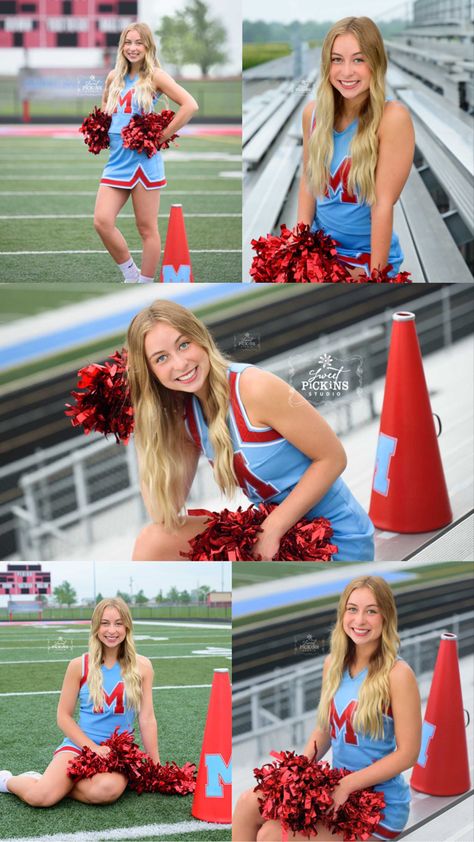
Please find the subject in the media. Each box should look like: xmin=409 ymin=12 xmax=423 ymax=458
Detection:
xmin=0 ymin=1 xmax=138 ymax=48
xmin=0 ymin=564 xmax=51 ymax=595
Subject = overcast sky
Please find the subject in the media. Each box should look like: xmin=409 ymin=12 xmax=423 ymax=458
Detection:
xmin=0 ymin=562 xmax=231 ymax=606
xmin=243 ymin=0 xmax=409 ymax=23
xmin=141 ymin=0 xmax=241 ymax=74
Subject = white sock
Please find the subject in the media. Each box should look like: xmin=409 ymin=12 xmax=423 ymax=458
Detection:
xmin=138 ymin=273 xmax=154 ymax=284
xmin=0 ymin=771 xmax=12 ymax=793
xmin=118 ymin=258 xmax=139 ymax=281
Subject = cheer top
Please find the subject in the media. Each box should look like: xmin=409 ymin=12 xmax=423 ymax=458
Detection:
xmin=109 ymin=73 xmax=159 ymax=134
xmin=184 ymin=362 xmax=374 ymax=562
xmin=330 ymin=666 xmax=410 ymax=838
xmin=310 ymin=112 xmax=403 ymax=276
xmin=101 ymin=74 xmax=166 ymax=190
xmin=54 ymin=654 xmax=135 ymax=755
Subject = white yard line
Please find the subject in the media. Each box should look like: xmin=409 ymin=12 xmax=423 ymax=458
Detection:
xmin=0 ymin=249 xmax=240 ymax=255
xmin=0 ymin=190 xmax=239 ymax=196
xmin=1 ymin=819 xmax=231 ymax=842
xmin=0 ymin=213 xmax=241 ymax=220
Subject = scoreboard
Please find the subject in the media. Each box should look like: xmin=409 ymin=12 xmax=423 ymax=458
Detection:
xmin=0 ymin=1 xmax=138 ymax=48
xmin=0 ymin=564 xmax=51 ymax=595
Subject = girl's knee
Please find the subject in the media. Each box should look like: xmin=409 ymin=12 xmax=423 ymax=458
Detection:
xmin=256 ymin=823 xmax=279 ymax=842
xmin=234 ymin=787 xmax=261 ymax=820
xmin=93 ymin=213 xmax=111 ymax=235
xmin=136 ymin=222 xmax=159 ymax=240
xmin=24 ymin=787 xmax=61 ymax=808
xmin=89 ymin=774 xmax=126 ymax=804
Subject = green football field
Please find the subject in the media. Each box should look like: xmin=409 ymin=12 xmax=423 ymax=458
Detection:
xmin=0 ymin=133 xmax=241 ymax=284
xmin=0 ymin=619 xmax=231 ymax=841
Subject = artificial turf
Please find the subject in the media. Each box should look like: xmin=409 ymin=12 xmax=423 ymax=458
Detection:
xmin=0 ymin=620 xmax=231 ymax=841
xmin=0 ymin=133 xmax=242 ymax=284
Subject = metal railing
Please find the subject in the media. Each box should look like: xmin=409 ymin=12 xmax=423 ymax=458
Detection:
xmin=5 ymin=284 xmax=472 ymax=559
xmin=233 ymin=611 xmax=474 ymax=758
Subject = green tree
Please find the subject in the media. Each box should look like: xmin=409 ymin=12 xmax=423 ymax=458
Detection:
xmin=95 ymin=592 xmax=104 ymax=604
xmin=54 ymin=581 xmax=77 ymax=607
xmin=157 ymin=0 xmax=227 ymax=77
xmin=116 ymin=590 xmax=132 ymax=604
xmin=197 ymin=584 xmax=211 ymax=603
xmin=156 ymin=15 xmax=192 ymax=74
xmin=179 ymin=589 xmax=191 ymax=604
xmin=167 ymin=586 xmax=180 ymax=603
xmin=135 ymin=589 xmax=148 ymax=605
xmin=155 ymin=589 xmax=165 ymax=603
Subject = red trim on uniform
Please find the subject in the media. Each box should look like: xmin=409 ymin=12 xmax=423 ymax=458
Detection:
xmin=100 ymin=167 xmax=167 ymax=190
xmin=374 ymin=823 xmax=402 ymax=839
xmin=79 ymin=653 xmax=89 ymax=688
xmin=184 ymin=399 xmax=202 ymax=450
xmin=54 ymin=746 xmax=81 ymax=755
xmin=229 ymin=371 xmax=282 ymax=443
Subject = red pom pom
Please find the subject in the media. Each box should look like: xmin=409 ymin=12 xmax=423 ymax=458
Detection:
xmin=79 ymin=107 xmax=112 ymax=155
xmin=65 ymin=349 xmax=133 ymax=444
xmin=350 ymin=265 xmax=412 ymax=284
xmin=182 ymin=502 xmax=337 ymax=561
xmin=121 ymin=110 xmax=179 ymax=157
xmin=254 ymin=749 xmax=385 ymax=840
xmin=250 ymin=224 xmax=350 ymax=284
xmin=250 ymin=224 xmax=412 ymax=284
xmin=254 ymin=750 xmax=335 ymax=837
xmin=67 ymin=728 xmax=196 ymax=796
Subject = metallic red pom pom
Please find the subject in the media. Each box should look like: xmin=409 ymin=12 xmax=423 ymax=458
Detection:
xmin=250 ymin=224 xmax=412 ymax=284
xmin=67 ymin=728 xmax=196 ymax=795
xmin=254 ymin=749 xmax=385 ymax=840
xmin=121 ymin=110 xmax=179 ymax=157
xmin=182 ymin=502 xmax=337 ymax=561
xmin=65 ymin=349 xmax=133 ymax=444
xmin=79 ymin=107 xmax=112 ymax=155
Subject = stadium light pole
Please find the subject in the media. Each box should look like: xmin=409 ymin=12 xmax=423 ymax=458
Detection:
xmin=92 ymin=560 xmax=96 ymax=602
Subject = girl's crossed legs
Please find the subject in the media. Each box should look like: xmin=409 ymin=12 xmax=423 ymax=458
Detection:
xmin=7 ymin=751 xmax=127 ymax=807
xmin=132 ymin=513 xmax=211 ymax=561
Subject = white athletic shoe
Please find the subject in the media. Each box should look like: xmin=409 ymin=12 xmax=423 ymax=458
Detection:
xmin=123 ymin=275 xmax=139 ymax=284
xmin=0 ymin=770 xmax=12 ymax=793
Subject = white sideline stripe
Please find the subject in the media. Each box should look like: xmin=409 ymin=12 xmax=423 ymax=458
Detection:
xmin=0 ymin=683 xmax=212 ymax=697
xmin=0 ymin=213 xmax=242 ymax=220
xmin=0 ymin=819 xmax=231 ymax=842
xmin=0 ymin=654 xmax=229 ymax=663
xmin=0 ymin=249 xmax=240 ymax=255
xmin=0 ymin=190 xmax=238 ymax=196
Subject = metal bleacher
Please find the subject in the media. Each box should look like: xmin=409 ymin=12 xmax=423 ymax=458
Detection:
xmin=243 ymin=37 xmax=473 ymax=283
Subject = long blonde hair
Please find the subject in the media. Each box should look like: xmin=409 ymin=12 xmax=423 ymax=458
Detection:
xmin=87 ymin=597 xmax=142 ymax=712
xmin=105 ymin=22 xmax=161 ymax=115
xmin=317 ymin=576 xmax=399 ymax=739
xmin=307 ymin=17 xmax=387 ymax=205
xmin=127 ymin=300 xmax=238 ymax=530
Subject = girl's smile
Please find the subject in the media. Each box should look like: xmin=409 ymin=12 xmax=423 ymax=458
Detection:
xmin=98 ymin=606 xmax=127 ymax=649
xmin=329 ymin=33 xmax=372 ymax=105
xmin=343 ymin=586 xmax=383 ymax=647
xmin=145 ymin=322 xmax=210 ymax=400
xmin=123 ymin=30 xmax=146 ymax=65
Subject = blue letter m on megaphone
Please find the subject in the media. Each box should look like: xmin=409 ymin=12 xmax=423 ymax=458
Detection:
xmin=162 ymin=264 xmax=191 ymax=283
xmin=205 ymin=753 xmax=232 ymax=797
